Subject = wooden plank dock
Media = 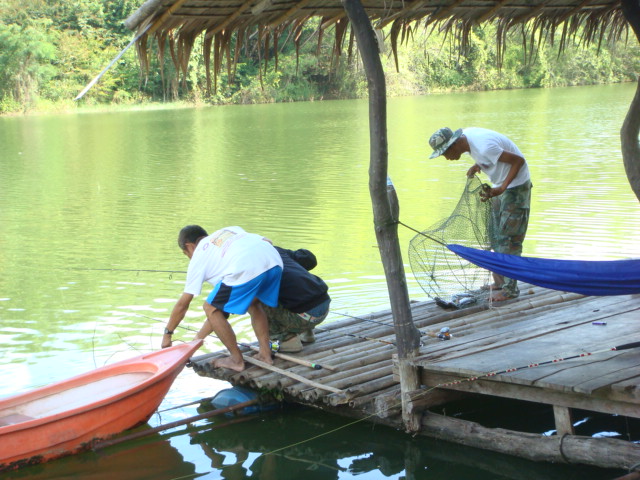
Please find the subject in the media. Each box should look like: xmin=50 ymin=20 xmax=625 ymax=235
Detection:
xmin=190 ymin=285 xmax=640 ymax=470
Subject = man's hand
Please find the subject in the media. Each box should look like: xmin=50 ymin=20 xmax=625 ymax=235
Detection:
xmin=480 ymin=185 xmax=505 ymax=202
xmin=467 ymin=164 xmax=481 ymax=178
xmin=161 ymin=334 xmax=173 ymax=349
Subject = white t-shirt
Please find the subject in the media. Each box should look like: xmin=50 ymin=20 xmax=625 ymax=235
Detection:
xmin=464 ymin=127 xmax=530 ymax=188
xmin=184 ymin=226 xmax=283 ymax=296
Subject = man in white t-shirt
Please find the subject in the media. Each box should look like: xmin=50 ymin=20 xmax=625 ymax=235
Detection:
xmin=428 ymin=127 xmax=532 ymax=301
xmin=162 ymin=225 xmax=283 ymax=372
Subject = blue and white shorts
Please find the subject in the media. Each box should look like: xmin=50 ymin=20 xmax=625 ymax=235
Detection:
xmin=206 ymin=266 xmax=282 ymax=315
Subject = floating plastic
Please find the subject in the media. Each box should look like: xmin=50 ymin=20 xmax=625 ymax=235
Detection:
xmin=211 ymin=386 xmax=275 ymax=416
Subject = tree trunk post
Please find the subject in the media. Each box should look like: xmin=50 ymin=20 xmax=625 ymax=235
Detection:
xmin=620 ymin=0 xmax=640 ymax=202
xmin=341 ymin=0 xmax=422 ymax=431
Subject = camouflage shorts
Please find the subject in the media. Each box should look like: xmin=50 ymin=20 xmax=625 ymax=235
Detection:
xmin=262 ymin=298 xmax=330 ymax=341
xmin=490 ymin=181 xmax=532 ymax=297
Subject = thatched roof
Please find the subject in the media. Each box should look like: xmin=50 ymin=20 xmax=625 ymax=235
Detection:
xmin=125 ymin=0 xmax=629 ymax=91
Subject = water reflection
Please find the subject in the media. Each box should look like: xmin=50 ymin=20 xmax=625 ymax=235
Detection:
xmin=2 ymin=436 xmax=197 ymax=480
xmin=5 ymin=406 xmax=615 ymax=480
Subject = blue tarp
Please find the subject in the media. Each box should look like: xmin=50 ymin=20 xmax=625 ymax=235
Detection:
xmin=447 ymin=244 xmax=640 ymax=296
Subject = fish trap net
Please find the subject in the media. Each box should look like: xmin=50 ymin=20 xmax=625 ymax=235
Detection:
xmin=408 ymin=177 xmax=494 ymax=308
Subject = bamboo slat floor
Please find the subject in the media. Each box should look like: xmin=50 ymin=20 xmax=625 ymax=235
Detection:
xmin=191 ymin=285 xmax=640 ymax=421
xmin=412 ymin=287 xmax=640 ymax=427
xmin=190 ymin=284 xmax=640 ymax=468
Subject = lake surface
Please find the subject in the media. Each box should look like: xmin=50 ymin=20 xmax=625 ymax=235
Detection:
xmin=1 ymin=82 xmax=639 ymax=479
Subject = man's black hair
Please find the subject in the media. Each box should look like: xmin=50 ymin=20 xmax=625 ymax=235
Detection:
xmin=178 ymin=225 xmax=208 ymax=249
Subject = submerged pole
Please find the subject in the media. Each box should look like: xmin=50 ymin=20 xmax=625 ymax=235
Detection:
xmin=92 ymin=399 xmax=259 ymax=450
xmin=340 ymin=0 xmax=421 ymax=431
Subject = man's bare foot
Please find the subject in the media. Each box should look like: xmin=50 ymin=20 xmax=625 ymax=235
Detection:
xmin=253 ymin=352 xmax=274 ymax=365
xmin=481 ymin=283 xmax=503 ymax=291
xmin=490 ymin=291 xmax=516 ymax=302
xmin=211 ymin=356 xmax=245 ymax=372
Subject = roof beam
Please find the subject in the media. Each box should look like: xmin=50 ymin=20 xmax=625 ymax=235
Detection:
xmin=427 ymin=0 xmax=466 ymax=24
xmin=475 ymin=0 xmax=510 ymax=24
xmin=377 ymin=1 xmax=429 ymax=29
xmin=147 ymin=0 xmax=192 ymax=35
xmin=268 ymin=0 xmax=313 ymax=27
xmin=204 ymin=0 xmax=256 ymax=38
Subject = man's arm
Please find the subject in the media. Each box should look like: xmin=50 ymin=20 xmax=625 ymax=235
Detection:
xmin=481 ymin=151 xmax=524 ymax=200
xmin=162 ymin=292 xmax=194 ymax=348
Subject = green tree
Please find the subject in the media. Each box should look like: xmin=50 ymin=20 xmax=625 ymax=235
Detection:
xmin=0 ymin=20 xmax=56 ymax=111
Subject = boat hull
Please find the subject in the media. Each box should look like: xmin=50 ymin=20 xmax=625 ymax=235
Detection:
xmin=0 ymin=340 xmax=203 ymax=472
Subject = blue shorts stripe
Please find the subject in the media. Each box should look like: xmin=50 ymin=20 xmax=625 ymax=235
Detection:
xmin=206 ymin=266 xmax=282 ymax=315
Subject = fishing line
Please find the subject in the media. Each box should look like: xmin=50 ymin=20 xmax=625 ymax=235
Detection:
xmin=66 ymin=267 xmax=186 ymax=273
xmin=328 ymin=309 xmax=448 ymax=341
xmin=133 ymin=313 xmax=331 ymax=369
xmin=198 ymin=339 xmax=640 ymax=478
xmin=313 ymin=325 xmax=396 ymax=346
xmin=143 ymin=308 xmax=640 ymax=479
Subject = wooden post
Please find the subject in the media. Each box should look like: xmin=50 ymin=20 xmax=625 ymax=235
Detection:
xmin=341 ymin=0 xmax=422 ymax=431
xmin=553 ymin=405 xmax=575 ymax=436
xmin=620 ymin=0 xmax=640 ymax=203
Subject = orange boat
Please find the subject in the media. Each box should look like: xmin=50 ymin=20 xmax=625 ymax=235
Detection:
xmin=0 ymin=339 xmax=203 ymax=472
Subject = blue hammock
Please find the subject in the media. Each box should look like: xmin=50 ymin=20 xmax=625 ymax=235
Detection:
xmin=447 ymin=244 xmax=640 ymax=296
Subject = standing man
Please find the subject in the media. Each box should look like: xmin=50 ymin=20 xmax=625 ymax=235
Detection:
xmin=428 ymin=127 xmax=532 ymax=301
xmin=162 ymin=225 xmax=283 ymax=372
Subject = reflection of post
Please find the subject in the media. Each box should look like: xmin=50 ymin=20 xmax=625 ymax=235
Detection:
xmin=403 ymin=441 xmax=422 ymax=480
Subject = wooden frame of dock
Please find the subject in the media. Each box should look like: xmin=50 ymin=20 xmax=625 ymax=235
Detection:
xmin=192 ymin=285 xmax=640 ymax=471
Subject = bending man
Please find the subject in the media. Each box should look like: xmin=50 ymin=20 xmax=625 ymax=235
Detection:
xmin=162 ymin=225 xmax=283 ymax=372
xmin=428 ymin=127 xmax=532 ymax=301
xmin=262 ymin=246 xmax=331 ymax=353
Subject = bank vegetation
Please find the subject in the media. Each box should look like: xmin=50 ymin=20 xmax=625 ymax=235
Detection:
xmin=1 ymin=0 xmax=640 ymax=114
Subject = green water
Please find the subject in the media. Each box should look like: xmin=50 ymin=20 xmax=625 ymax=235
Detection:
xmin=1 ymin=83 xmax=639 ymax=479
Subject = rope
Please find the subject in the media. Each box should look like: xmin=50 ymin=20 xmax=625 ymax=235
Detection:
xmin=559 ymin=433 xmax=571 ymax=463
xmin=398 ymin=220 xmax=448 ymax=246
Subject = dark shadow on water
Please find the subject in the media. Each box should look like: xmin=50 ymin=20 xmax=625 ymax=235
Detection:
xmin=431 ymin=394 xmax=640 ymax=440
xmin=187 ymin=403 xmax=625 ymax=480
xmin=2 ymin=402 xmax=628 ymax=480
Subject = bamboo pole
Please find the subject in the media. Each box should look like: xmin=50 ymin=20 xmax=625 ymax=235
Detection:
xmin=274 ymin=349 xmax=394 ymax=393
xmin=282 ymin=358 xmax=393 ymax=396
xmin=242 ymin=355 xmax=343 ymax=394
xmin=372 ymin=390 xmax=402 ymax=417
xmin=76 ymin=0 xmax=192 ymax=101
xmin=92 ymin=399 xmax=259 ymax=450
xmin=246 ymin=345 xmax=337 ymax=371
xmin=326 ymin=374 xmax=398 ymax=406
xmin=350 ymin=383 xmax=400 ymax=408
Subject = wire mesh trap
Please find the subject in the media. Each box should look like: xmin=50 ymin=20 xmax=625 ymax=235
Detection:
xmin=408 ymin=177 xmax=494 ymax=308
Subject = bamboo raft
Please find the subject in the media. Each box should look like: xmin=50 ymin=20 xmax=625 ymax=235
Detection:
xmin=191 ymin=285 xmax=640 ymax=470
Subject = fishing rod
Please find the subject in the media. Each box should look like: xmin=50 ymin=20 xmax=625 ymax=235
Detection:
xmin=329 ymin=310 xmax=451 ymax=340
xmin=67 ymin=267 xmax=186 ymax=274
xmin=313 ymin=325 xmax=396 ymax=346
xmin=423 ymin=340 xmax=640 ymax=393
xmin=134 ymin=313 xmax=335 ymax=370
xmin=397 ymin=220 xmax=447 ymax=247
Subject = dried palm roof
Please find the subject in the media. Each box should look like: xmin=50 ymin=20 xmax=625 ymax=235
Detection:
xmin=125 ymin=0 xmax=629 ymax=91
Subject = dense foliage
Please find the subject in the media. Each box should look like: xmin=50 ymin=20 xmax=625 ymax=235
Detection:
xmin=1 ymin=0 xmax=639 ymax=113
